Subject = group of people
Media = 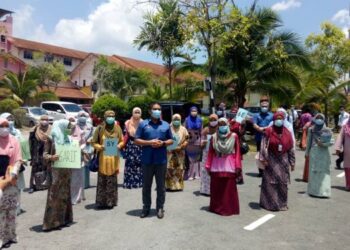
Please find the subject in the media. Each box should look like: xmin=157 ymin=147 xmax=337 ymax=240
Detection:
xmin=0 ymin=99 xmax=349 ymax=248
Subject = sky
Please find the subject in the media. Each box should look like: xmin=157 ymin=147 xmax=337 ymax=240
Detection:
xmin=1 ymin=0 xmax=350 ymax=65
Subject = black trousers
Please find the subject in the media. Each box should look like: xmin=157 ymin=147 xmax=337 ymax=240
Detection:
xmin=142 ymin=164 xmax=167 ymax=211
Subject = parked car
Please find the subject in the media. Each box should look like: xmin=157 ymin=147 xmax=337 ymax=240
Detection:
xmin=41 ymin=101 xmax=92 ymax=124
xmin=159 ymin=101 xmax=201 ymax=123
xmin=20 ymin=107 xmax=54 ymax=127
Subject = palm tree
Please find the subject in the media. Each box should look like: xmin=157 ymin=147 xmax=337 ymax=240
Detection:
xmin=146 ymin=83 xmax=169 ymax=100
xmin=134 ymin=0 xmax=187 ymax=99
xmin=172 ymin=78 xmax=205 ymax=102
xmin=219 ymin=4 xmax=310 ymax=106
xmin=0 ymin=71 xmax=38 ymax=104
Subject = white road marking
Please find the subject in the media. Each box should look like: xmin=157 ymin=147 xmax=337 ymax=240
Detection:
xmin=337 ymin=172 xmax=345 ymax=178
xmin=244 ymin=214 xmax=275 ymax=231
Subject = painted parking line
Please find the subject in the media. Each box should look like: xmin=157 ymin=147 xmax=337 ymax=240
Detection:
xmin=337 ymin=172 xmax=345 ymax=178
xmin=244 ymin=214 xmax=275 ymax=231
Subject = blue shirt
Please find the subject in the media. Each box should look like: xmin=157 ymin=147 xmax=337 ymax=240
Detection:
xmin=253 ymin=112 xmax=273 ymax=142
xmin=135 ymin=119 xmax=173 ymax=165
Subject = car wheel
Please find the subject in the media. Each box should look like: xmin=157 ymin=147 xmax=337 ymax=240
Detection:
xmin=29 ymin=121 xmax=35 ymax=127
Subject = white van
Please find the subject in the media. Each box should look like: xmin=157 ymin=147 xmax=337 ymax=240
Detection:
xmin=41 ymin=101 xmax=91 ymax=123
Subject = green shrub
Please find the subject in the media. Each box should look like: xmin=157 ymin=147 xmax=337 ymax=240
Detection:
xmin=12 ymin=108 xmax=27 ymax=128
xmin=201 ymin=115 xmax=209 ymax=128
xmin=127 ymin=96 xmax=155 ymax=119
xmin=0 ymin=99 xmax=20 ymax=113
xmin=92 ymin=95 xmax=128 ymax=120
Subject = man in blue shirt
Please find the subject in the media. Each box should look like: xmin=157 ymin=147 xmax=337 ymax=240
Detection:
xmin=135 ymin=102 xmax=173 ymax=219
xmin=253 ymin=98 xmax=273 ymax=177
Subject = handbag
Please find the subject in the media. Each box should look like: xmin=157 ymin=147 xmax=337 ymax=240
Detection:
xmin=87 ymin=126 xmax=101 ymax=172
xmin=34 ymin=170 xmax=49 ymax=190
xmin=240 ymin=142 xmax=250 ymax=155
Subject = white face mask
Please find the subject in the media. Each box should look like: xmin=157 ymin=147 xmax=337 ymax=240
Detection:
xmin=209 ymin=121 xmax=218 ymax=127
xmin=0 ymin=127 xmax=10 ymax=137
xmin=40 ymin=120 xmax=49 ymax=127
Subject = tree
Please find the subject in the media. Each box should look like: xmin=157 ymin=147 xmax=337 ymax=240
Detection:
xmin=0 ymin=71 xmax=38 ymax=104
xmin=146 ymin=83 xmax=169 ymax=100
xmin=28 ymin=61 xmax=68 ymax=90
xmin=304 ymin=22 xmax=350 ymax=121
xmin=219 ymin=3 xmax=310 ymax=107
xmin=172 ymin=78 xmax=204 ymax=102
xmin=135 ymin=0 xmax=187 ymax=99
xmin=93 ymin=56 xmax=151 ymax=99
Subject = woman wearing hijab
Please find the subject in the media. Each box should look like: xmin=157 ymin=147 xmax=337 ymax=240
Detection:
xmin=71 ymin=111 xmax=93 ymax=204
xmin=184 ymin=106 xmax=203 ymax=180
xmin=205 ymin=118 xmax=242 ymax=216
xmin=28 ymin=115 xmax=51 ymax=193
xmin=301 ymin=119 xmax=314 ymax=182
xmin=335 ymin=118 xmax=350 ymax=191
xmin=42 ymin=119 xmax=73 ymax=231
xmin=259 ymin=112 xmax=295 ymax=211
xmin=92 ymin=110 xmax=124 ymax=209
xmin=166 ymin=114 xmax=189 ymax=191
xmin=0 ymin=118 xmax=21 ymax=248
xmin=0 ymin=113 xmax=25 ymax=215
xmin=123 ymin=107 xmax=143 ymax=189
xmin=306 ymin=113 xmax=333 ymax=198
xmin=200 ymin=114 xmax=218 ymax=195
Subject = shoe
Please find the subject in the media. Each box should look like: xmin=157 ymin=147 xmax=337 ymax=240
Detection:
xmin=140 ymin=210 xmax=150 ymax=218
xmin=28 ymin=188 xmax=34 ymax=194
xmin=157 ymin=209 xmax=164 ymax=219
xmin=188 ymin=177 xmax=194 ymax=181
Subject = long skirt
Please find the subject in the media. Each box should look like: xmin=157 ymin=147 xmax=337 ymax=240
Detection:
xmin=71 ymin=168 xmax=85 ymax=205
xmin=96 ymin=172 xmax=118 ymax=208
xmin=84 ymin=166 xmax=90 ymax=189
xmin=0 ymin=186 xmax=18 ymax=246
xmin=302 ymin=156 xmax=309 ymax=182
xmin=123 ymin=139 xmax=143 ymax=189
xmin=345 ymin=168 xmax=350 ymax=190
xmin=43 ymin=168 xmax=73 ymax=231
xmin=260 ymin=179 xmax=288 ymax=211
xmin=200 ymin=148 xmax=210 ymax=195
xmin=166 ymin=152 xmax=185 ymax=191
xmin=209 ymin=172 xmax=239 ymax=216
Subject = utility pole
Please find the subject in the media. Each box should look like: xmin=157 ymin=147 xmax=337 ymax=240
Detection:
xmin=204 ymin=77 xmax=215 ymax=114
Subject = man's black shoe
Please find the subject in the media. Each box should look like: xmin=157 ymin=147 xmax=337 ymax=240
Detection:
xmin=157 ymin=209 xmax=164 ymax=219
xmin=140 ymin=210 xmax=150 ymax=218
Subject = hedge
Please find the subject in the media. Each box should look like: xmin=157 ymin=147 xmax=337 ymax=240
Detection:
xmin=92 ymin=95 xmax=128 ymax=119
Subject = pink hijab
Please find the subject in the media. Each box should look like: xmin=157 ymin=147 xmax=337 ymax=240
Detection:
xmin=125 ymin=107 xmax=143 ymax=137
xmin=0 ymin=118 xmax=21 ymax=166
xmin=344 ymin=118 xmax=350 ymax=137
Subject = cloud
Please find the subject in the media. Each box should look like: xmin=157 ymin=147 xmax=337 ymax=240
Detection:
xmin=332 ymin=9 xmax=350 ymax=25
xmin=12 ymin=0 xmax=155 ymax=56
xmin=271 ymin=0 xmax=302 ymax=12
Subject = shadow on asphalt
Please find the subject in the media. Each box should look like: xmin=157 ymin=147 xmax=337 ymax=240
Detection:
xmin=298 ymin=191 xmax=306 ymax=194
xmin=84 ymin=203 xmax=113 ymax=211
xmin=248 ymin=202 xmax=261 ymax=210
xmin=200 ymin=206 xmax=211 ymax=213
xmin=245 ymin=172 xmax=260 ymax=178
xmin=126 ymin=209 xmax=157 ymax=217
xmin=193 ymin=191 xmax=210 ymax=197
xmin=294 ymin=178 xmax=305 ymax=182
xmin=30 ymin=222 xmax=77 ymax=233
xmin=332 ymin=186 xmax=349 ymax=192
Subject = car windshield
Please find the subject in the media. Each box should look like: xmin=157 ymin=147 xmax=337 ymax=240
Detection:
xmin=30 ymin=108 xmax=48 ymax=116
xmin=62 ymin=104 xmax=82 ymax=113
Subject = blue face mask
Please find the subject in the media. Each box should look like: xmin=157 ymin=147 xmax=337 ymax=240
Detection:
xmin=261 ymin=107 xmax=268 ymax=113
xmin=315 ymin=119 xmax=324 ymax=126
xmin=172 ymin=120 xmax=181 ymax=127
xmin=106 ymin=117 xmax=115 ymax=125
xmin=78 ymin=117 xmax=87 ymax=125
xmin=274 ymin=119 xmax=283 ymax=127
xmin=216 ymin=110 xmax=223 ymax=116
xmin=219 ymin=125 xmax=229 ymax=134
xmin=151 ymin=110 xmax=161 ymax=119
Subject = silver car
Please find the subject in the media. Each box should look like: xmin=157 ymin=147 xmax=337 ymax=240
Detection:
xmin=20 ymin=107 xmax=54 ymax=127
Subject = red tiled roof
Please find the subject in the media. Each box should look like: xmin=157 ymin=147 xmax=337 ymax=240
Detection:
xmin=8 ymin=37 xmax=89 ymax=60
xmin=44 ymin=86 xmax=92 ymax=100
xmin=112 ymin=55 xmax=167 ymax=76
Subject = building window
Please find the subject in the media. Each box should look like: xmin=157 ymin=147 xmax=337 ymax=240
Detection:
xmin=63 ymin=57 xmax=72 ymax=66
xmin=44 ymin=54 xmax=54 ymax=62
xmin=23 ymin=50 xmax=33 ymax=60
xmin=4 ymin=59 xmax=8 ymax=68
xmin=83 ymin=80 xmax=86 ymax=87
xmin=0 ymin=35 xmax=5 ymax=43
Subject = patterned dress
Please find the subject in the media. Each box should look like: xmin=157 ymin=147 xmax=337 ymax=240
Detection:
xmin=123 ymin=136 xmax=143 ymax=189
xmin=0 ymin=186 xmax=18 ymax=246
xmin=200 ymin=131 xmax=212 ymax=195
xmin=42 ymin=139 xmax=73 ymax=231
xmin=259 ymin=136 xmax=295 ymax=211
